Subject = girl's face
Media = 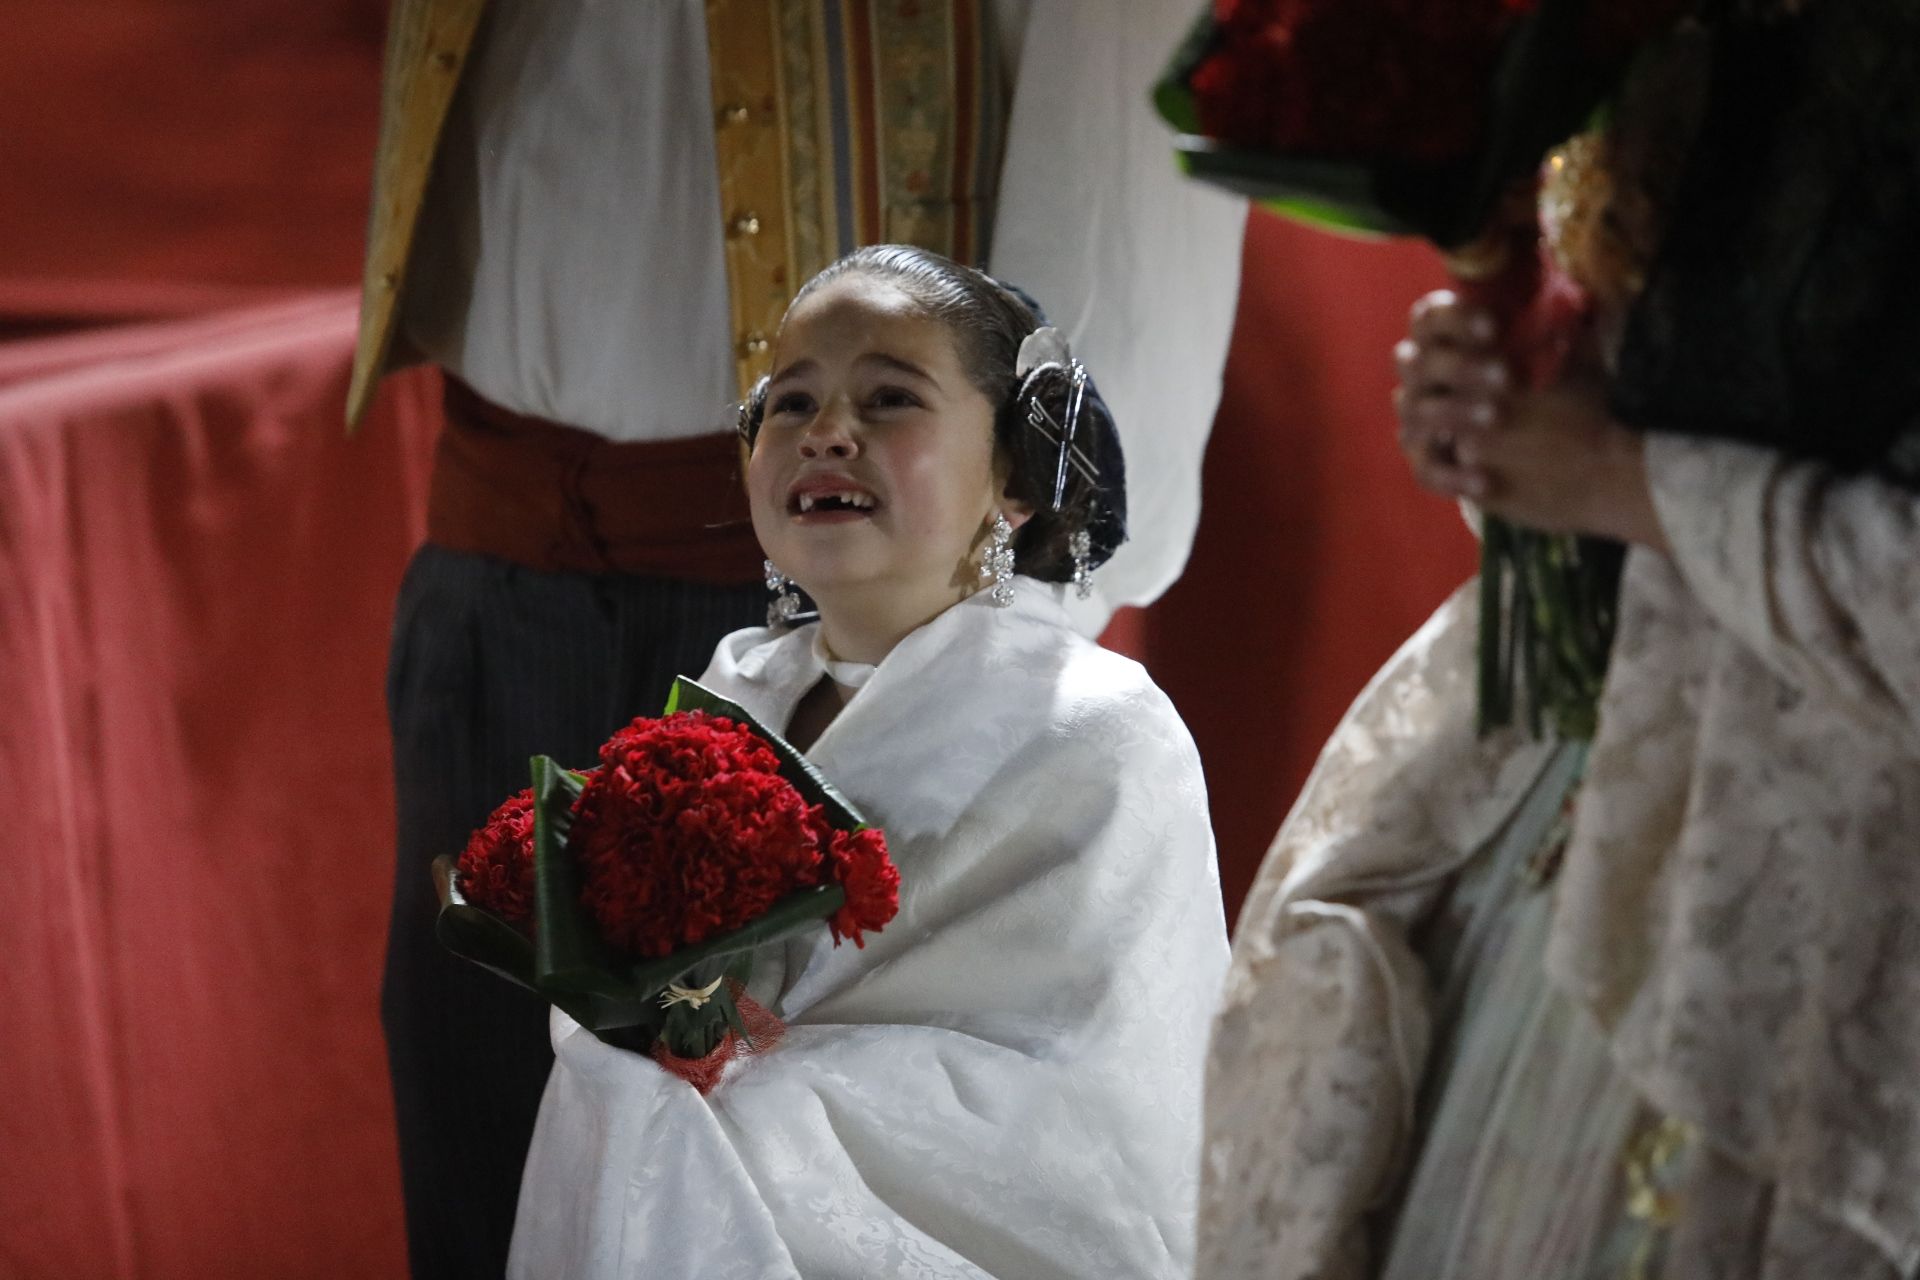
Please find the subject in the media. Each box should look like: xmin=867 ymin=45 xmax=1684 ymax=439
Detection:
xmin=748 ymin=273 xmax=1022 ymax=617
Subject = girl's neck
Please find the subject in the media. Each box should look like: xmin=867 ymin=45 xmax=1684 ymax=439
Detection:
xmin=811 ymin=581 xmax=972 ymax=666
xmin=784 ymin=676 xmax=850 ymax=752
xmin=786 ymin=587 xmax=959 ymax=752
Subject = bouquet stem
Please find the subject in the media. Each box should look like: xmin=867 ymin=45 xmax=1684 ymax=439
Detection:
xmin=1450 ymin=191 xmax=1622 ymax=740
xmin=1478 ymin=521 xmax=1623 ymax=739
xmin=649 ymin=979 xmax=787 ymax=1095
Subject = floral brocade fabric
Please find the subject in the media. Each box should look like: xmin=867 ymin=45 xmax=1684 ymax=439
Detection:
xmin=1200 ymin=432 xmax=1920 ymax=1278
xmin=1548 ymin=434 xmax=1920 ymax=1274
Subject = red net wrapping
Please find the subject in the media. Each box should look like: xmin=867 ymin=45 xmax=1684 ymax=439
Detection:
xmin=648 ymin=985 xmax=786 ymax=1095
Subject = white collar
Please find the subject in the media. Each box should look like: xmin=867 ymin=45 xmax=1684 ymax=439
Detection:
xmin=709 ymin=577 xmax=1075 ymax=742
xmin=810 ymin=628 xmax=877 ymax=690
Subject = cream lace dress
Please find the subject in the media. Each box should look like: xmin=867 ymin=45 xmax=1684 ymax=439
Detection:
xmin=1198 ymin=436 xmax=1919 ymax=1280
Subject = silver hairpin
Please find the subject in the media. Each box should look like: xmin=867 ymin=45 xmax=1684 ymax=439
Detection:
xmin=736 ymin=376 xmax=768 ymax=443
xmin=1022 ymin=361 xmax=1098 ymax=509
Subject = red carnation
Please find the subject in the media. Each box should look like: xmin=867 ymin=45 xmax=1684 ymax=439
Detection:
xmin=1192 ymin=0 xmax=1538 ymax=164
xmin=597 ymin=710 xmax=781 ymax=787
xmin=459 ymin=710 xmax=902 ymax=967
xmin=567 ymin=711 xmax=899 ymax=959
xmin=575 ymin=765 xmax=825 ymax=956
xmin=456 ymin=788 xmax=538 ymax=927
xmin=1191 ymin=0 xmax=1681 ymax=166
xmin=823 ymin=827 xmax=901 ymax=948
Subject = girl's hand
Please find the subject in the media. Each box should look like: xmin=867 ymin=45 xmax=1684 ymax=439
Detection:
xmin=1391 ymin=290 xmax=1671 ymax=554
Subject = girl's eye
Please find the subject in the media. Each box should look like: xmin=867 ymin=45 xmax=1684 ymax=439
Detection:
xmin=770 ymin=393 xmax=814 ymax=417
xmin=869 ymin=386 xmax=921 ymax=410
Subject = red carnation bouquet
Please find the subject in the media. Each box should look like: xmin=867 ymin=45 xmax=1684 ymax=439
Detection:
xmin=1186 ymin=0 xmax=1534 ymax=171
xmin=432 ymin=678 xmax=899 ymax=1092
xmin=1155 ymin=0 xmax=1688 ymax=243
xmin=1156 ymin=0 xmax=1690 ymax=738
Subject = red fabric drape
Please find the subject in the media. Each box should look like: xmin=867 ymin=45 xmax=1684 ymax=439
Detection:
xmin=0 ymin=296 xmax=433 ymax=1279
xmin=1151 ymin=214 xmax=1476 ymax=913
xmin=0 ymin=2 xmax=384 ymax=298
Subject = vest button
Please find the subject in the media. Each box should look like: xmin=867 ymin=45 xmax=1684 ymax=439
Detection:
xmin=718 ymin=103 xmax=752 ymax=126
xmin=729 ymin=213 xmax=763 ymax=238
xmin=739 ymin=332 xmax=770 ymax=357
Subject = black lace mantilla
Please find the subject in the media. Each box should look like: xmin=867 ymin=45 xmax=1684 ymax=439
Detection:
xmin=1611 ymin=0 xmax=1920 ymax=486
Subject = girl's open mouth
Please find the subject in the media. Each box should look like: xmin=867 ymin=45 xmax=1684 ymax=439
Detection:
xmin=787 ymin=478 xmax=881 ymax=522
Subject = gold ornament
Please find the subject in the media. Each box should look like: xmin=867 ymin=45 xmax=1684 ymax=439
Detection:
xmin=1540 ymin=130 xmax=1654 ymax=313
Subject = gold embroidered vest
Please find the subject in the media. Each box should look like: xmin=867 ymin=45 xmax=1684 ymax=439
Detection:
xmin=348 ymin=0 xmax=1005 ymax=425
xmin=704 ymin=0 xmax=1008 ymax=395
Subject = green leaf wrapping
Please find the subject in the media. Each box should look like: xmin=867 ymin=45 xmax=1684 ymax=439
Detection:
xmin=435 ymin=863 xmax=606 ymax=1031
xmin=1150 ymin=5 xmax=1218 ymax=137
xmin=1172 ymin=145 xmax=1413 ymax=238
xmin=530 ymin=758 xmax=620 ymax=996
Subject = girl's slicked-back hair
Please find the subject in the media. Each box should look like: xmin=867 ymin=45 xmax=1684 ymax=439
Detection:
xmin=738 ymin=245 xmax=1127 ymax=583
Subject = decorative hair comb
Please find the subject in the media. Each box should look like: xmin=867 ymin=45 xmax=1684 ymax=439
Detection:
xmin=1015 ymin=326 xmax=1070 ymax=376
xmin=1015 ymin=328 xmax=1098 ymax=510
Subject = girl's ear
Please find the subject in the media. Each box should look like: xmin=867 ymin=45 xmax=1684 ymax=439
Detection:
xmin=993 ymin=450 xmax=1035 ymax=530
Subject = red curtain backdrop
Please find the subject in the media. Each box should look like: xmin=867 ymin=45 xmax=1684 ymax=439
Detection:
xmin=0 ymin=2 xmax=383 ymax=299
xmin=1 ymin=300 xmax=436 ymax=1277
xmin=0 ymin=4 xmax=1474 ymax=1275
xmin=1150 ymin=215 xmax=1470 ymax=913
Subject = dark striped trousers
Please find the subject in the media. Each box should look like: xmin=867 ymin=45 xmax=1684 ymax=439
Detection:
xmin=381 ymin=545 xmax=764 ymax=1279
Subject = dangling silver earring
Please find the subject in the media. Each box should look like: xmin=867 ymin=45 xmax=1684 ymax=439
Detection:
xmin=1069 ymin=528 xmax=1094 ymax=600
xmin=979 ymin=513 xmax=1016 ymax=608
xmin=764 ymin=559 xmax=801 ymax=627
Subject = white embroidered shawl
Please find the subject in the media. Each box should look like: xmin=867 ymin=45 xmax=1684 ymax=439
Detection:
xmin=509 ymin=579 xmax=1230 ymax=1278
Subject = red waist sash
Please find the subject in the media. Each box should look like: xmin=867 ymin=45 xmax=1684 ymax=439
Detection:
xmin=427 ymin=377 xmax=762 ymax=583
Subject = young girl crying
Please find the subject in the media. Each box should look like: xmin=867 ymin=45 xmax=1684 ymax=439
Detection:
xmin=508 ymin=246 xmax=1231 ymax=1280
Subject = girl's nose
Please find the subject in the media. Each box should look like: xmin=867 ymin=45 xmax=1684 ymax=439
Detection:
xmin=798 ymin=404 xmax=858 ymax=459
